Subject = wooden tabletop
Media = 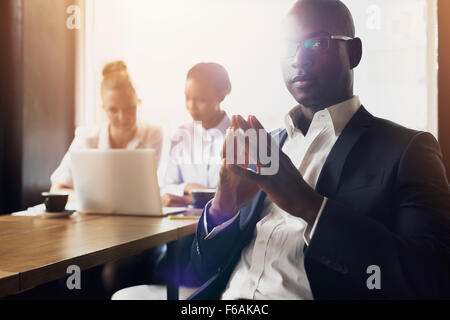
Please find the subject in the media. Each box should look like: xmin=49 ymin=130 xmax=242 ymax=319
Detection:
xmin=0 ymin=212 xmax=200 ymax=297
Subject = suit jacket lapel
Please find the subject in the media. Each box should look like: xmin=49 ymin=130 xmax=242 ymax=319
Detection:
xmin=316 ymin=105 xmax=374 ymax=197
xmin=240 ymin=106 xmax=372 ymax=224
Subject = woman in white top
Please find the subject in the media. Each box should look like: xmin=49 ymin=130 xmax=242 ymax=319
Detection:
xmin=50 ymin=60 xmax=163 ymax=297
xmin=50 ymin=60 xmax=163 ymax=193
xmin=161 ymin=62 xmax=232 ymax=208
xmin=152 ymin=63 xmax=232 ymax=288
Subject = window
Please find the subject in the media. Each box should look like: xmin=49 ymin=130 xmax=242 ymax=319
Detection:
xmin=79 ymin=0 xmax=437 ymax=176
xmin=345 ymin=0 xmax=437 ymax=133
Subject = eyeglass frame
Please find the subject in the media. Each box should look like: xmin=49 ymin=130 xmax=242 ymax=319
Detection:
xmin=282 ymin=33 xmax=354 ymax=58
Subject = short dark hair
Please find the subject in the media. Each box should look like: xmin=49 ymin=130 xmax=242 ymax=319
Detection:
xmin=187 ymin=62 xmax=232 ymax=95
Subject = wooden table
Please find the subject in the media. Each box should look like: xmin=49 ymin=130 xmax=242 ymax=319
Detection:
xmin=0 ymin=212 xmax=200 ymax=299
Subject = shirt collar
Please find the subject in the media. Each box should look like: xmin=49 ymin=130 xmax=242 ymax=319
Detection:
xmin=284 ymin=96 xmax=361 ymax=139
xmin=213 ymin=112 xmax=231 ymax=134
xmin=198 ymin=112 xmax=231 ymax=140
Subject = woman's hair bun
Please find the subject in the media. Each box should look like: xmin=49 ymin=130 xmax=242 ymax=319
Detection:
xmin=102 ymin=60 xmax=128 ymax=77
xmin=101 ymin=60 xmax=136 ymax=97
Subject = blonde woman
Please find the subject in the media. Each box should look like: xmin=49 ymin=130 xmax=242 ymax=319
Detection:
xmin=50 ymin=60 xmax=163 ymax=193
xmin=50 ymin=61 xmax=164 ymax=297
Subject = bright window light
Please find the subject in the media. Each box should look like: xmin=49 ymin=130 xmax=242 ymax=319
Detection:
xmin=82 ymin=0 xmax=435 ymax=176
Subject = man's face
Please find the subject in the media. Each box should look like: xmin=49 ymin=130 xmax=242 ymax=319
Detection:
xmin=281 ymin=7 xmax=353 ymax=109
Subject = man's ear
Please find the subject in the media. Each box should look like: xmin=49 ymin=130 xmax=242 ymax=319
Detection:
xmin=348 ymin=37 xmax=362 ymax=69
xmin=218 ymin=90 xmax=228 ymax=103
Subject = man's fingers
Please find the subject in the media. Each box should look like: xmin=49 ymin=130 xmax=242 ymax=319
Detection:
xmin=249 ymin=115 xmax=271 ymax=149
xmin=227 ymin=164 xmax=263 ymax=184
xmin=223 ymin=115 xmax=246 ymax=160
xmin=231 ymin=115 xmax=238 ymax=128
xmin=236 ymin=115 xmax=252 ymax=132
xmin=248 ymin=115 xmax=276 ymax=170
xmin=249 ymin=115 xmax=265 ymax=131
xmin=224 ymin=115 xmax=275 ymax=170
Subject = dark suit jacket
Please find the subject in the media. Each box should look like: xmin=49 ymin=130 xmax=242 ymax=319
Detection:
xmin=185 ymin=106 xmax=450 ymax=299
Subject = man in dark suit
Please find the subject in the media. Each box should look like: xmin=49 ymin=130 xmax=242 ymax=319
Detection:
xmin=185 ymin=0 xmax=450 ymax=299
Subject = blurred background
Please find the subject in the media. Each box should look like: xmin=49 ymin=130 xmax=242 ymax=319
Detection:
xmin=1 ymin=0 xmax=448 ymax=213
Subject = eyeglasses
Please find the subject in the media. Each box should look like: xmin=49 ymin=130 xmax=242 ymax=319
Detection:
xmin=282 ymin=34 xmax=353 ymax=58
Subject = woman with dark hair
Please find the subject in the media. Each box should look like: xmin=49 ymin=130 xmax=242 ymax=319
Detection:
xmin=161 ymin=62 xmax=232 ymax=207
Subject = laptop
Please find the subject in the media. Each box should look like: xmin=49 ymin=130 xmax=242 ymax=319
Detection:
xmin=70 ymin=149 xmax=187 ymax=216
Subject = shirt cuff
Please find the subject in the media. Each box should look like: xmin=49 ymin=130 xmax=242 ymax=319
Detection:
xmin=303 ymin=197 xmax=328 ymax=245
xmin=203 ymin=200 xmax=240 ymax=240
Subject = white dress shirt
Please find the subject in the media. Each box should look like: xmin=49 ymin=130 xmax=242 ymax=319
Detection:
xmin=205 ymin=96 xmax=361 ymax=300
xmin=50 ymin=122 xmax=163 ymax=188
xmin=161 ymin=113 xmax=231 ymax=195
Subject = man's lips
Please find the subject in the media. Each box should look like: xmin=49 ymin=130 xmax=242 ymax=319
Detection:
xmin=291 ymin=75 xmax=314 ymax=89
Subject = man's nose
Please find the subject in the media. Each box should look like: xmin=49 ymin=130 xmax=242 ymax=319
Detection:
xmin=118 ymin=111 xmax=126 ymax=121
xmin=188 ymin=102 xmax=197 ymax=112
xmin=291 ymin=47 xmax=312 ymax=70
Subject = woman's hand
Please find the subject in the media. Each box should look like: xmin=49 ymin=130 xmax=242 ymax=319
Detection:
xmin=184 ymin=183 xmax=211 ymax=195
xmin=161 ymin=193 xmax=194 ymax=207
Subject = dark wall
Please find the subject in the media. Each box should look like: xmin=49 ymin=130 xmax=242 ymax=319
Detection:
xmin=438 ymin=0 xmax=450 ymax=181
xmin=0 ymin=0 xmax=76 ymax=213
xmin=0 ymin=0 xmax=24 ymax=213
xmin=21 ymin=0 xmax=76 ymax=207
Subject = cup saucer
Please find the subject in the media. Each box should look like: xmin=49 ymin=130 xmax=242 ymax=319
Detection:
xmin=40 ymin=210 xmax=75 ymax=219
